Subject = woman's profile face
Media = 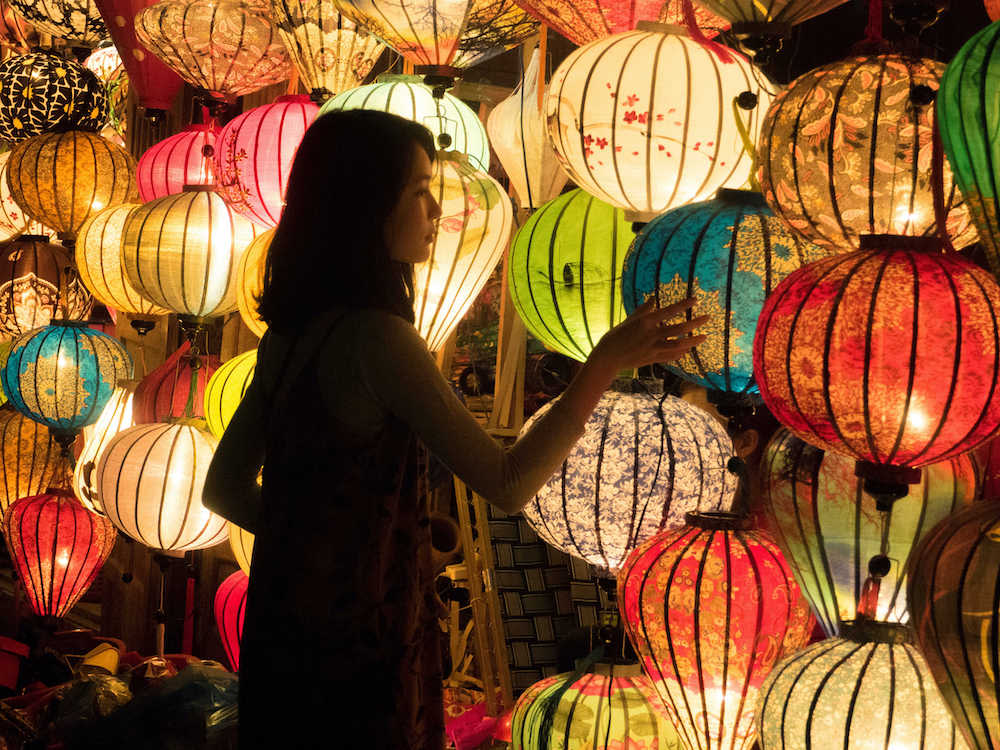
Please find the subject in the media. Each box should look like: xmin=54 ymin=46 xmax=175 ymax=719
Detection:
xmin=385 ymin=143 xmax=441 ymax=264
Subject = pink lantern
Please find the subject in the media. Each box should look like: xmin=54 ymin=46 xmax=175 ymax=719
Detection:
xmin=214 ymin=569 xmax=247 ymax=671
xmin=137 ymin=123 xmax=220 ymax=201
xmin=133 ymin=341 xmax=220 ymax=423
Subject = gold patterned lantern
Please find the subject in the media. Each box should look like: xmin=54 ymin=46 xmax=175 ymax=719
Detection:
xmin=73 ymin=379 xmax=136 ymax=515
xmin=236 ymin=229 xmax=271 ymax=338
xmin=7 ymin=0 xmax=108 ymax=46
xmin=0 ymin=405 xmax=63 ymax=515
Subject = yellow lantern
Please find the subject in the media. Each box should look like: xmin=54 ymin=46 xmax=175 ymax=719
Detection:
xmin=73 ymin=380 xmax=136 ymax=515
xmin=236 ymin=229 xmax=271 ymax=338
xmin=0 ymin=405 xmax=63 ymax=515
xmin=228 ymin=521 xmax=253 ymax=574
xmin=204 ymin=349 xmax=256 ymax=439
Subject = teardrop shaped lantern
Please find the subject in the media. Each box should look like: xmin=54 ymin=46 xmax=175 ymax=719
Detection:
xmin=0 ymin=406 xmax=63 ymax=514
xmin=73 ymin=379 xmax=136 ymax=515
xmin=3 ymin=489 xmax=117 ymax=619
xmin=204 ymin=349 xmax=255 ymax=438
xmin=546 ymin=26 xmax=772 ymax=222
xmin=95 ymin=421 xmax=228 ymax=552
xmin=236 ymin=229 xmax=271 ymax=338
xmin=228 ymin=521 xmax=253 ymax=574
xmin=522 ymin=383 xmax=737 ymax=575
xmin=7 ymin=0 xmax=108 ymax=46
xmin=0 ymin=152 xmax=53 ymax=243
xmin=137 ymin=124 xmax=220 ymax=202
xmin=618 ymin=512 xmax=814 ymax=750
xmin=759 ymin=54 xmax=976 ymax=252
xmin=761 ymin=427 xmax=980 ymax=636
xmin=214 ymin=569 xmax=247 ymax=671
xmin=622 ymin=189 xmax=828 ymax=394
xmin=133 ymin=341 xmax=220 ymax=423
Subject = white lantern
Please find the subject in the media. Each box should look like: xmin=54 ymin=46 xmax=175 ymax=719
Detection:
xmin=73 ymin=380 xmax=136 ymax=515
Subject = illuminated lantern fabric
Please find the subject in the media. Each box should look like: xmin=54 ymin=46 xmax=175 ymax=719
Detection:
xmin=320 ymin=76 xmax=490 ymax=171
xmin=228 ymin=521 xmax=253 ymax=574
xmin=0 ymin=235 xmax=93 ymax=336
xmin=214 ymin=569 xmax=247 ymax=671
xmin=509 ymin=189 xmax=630 ymax=362
xmin=908 ymin=501 xmax=1000 ymax=750
xmin=546 ymin=28 xmax=772 ymax=222
xmin=761 ymin=428 xmax=980 ymax=636
xmin=7 ymin=0 xmax=107 ymax=46
xmin=236 ymin=229 xmax=271 ymax=338
xmin=204 ymin=349 xmax=255 ymax=438
xmin=6 ymin=130 xmax=139 ymax=245
xmin=95 ymin=421 xmax=228 ymax=552
xmin=135 ymin=0 xmax=292 ymax=101
xmin=619 ymin=512 xmax=814 ymax=750
xmin=485 ymin=48 xmax=567 ymax=213
xmin=0 ymin=406 xmax=62 ymax=514
xmin=1 ymin=321 xmax=132 ymax=434
xmin=510 ymin=663 xmax=683 ymax=750
xmin=987 ymin=0 xmax=1000 ymax=21
xmin=759 ymin=54 xmax=976 ymax=253
xmin=757 ymin=620 xmax=968 ymax=750
xmin=754 ymin=235 xmax=1000 ymax=473
xmin=83 ymin=45 xmax=121 ymax=83
xmin=133 ymin=341 xmax=220 ymax=423
xmin=3 ymin=489 xmax=117 ymax=618
xmin=415 ymin=152 xmax=512 ymax=352
xmin=270 ymin=0 xmax=384 ymax=100
xmin=215 ymin=96 xmax=319 ymax=228
xmin=448 ymin=0 xmax=538 ymax=70
xmin=73 ymin=380 xmax=135 ymax=515
xmin=121 ymin=187 xmax=258 ymax=319
xmin=522 ymin=385 xmax=737 ymax=574
xmin=692 ymin=0 xmax=848 ymax=26
xmin=137 ymin=124 xmax=220 ymax=202
xmin=622 ymin=189 xmax=828 ymax=393
xmin=0 ymin=152 xmax=52 ymax=243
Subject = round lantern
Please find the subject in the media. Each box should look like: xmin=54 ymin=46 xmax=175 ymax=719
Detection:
xmin=3 ymin=489 xmax=117 ymax=619
xmin=95 ymin=421 xmax=228 ymax=552
xmin=1 ymin=321 xmax=132 ymax=435
xmin=622 ymin=189 xmax=828 ymax=393
xmin=0 ymin=234 xmax=93 ymax=336
xmin=236 ymin=229 xmax=271 ymax=338
xmin=135 ymin=0 xmax=293 ymax=101
xmin=619 ymin=512 xmax=814 ymax=750
xmin=7 ymin=0 xmax=107 ymax=46
xmin=121 ymin=187 xmax=258 ymax=319
xmin=0 ymin=405 xmax=63 ymax=514
xmin=757 ymin=620 xmax=967 ymax=750
xmin=759 ymin=54 xmax=976 ymax=253
xmin=908 ymin=501 xmax=1000 ymax=750
xmin=753 ymin=235 xmax=1000 ymax=479
xmin=320 ymin=76 xmax=491 ymax=171
xmin=6 ymin=130 xmax=139 ymax=245
xmin=133 ymin=341 xmax=220 ymax=423
xmin=83 ymin=44 xmax=121 ymax=83
xmin=762 ymin=427 xmax=980 ymax=636
xmin=0 ymin=152 xmax=52 ymax=242
xmin=73 ymin=379 xmax=135 ymax=515
xmin=214 ymin=569 xmax=247 ymax=671
xmin=510 ymin=662 xmax=683 ymax=750
xmin=415 ymin=151 xmax=512 ymax=352
xmin=228 ymin=521 xmax=253 ymax=574
xmin=522 ymin=384 xmax=737 ymax=574
xmin=215 ymin=95 xmax=319 ymax=228
xmin=136 ymin=124 xmax=220 ymax=202
xmin=204 ymin=349 xmax=255 ymax=438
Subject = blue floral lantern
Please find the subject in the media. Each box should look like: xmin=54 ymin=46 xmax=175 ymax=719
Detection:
xmin=621 ymin=189 xmax=828 ymax=394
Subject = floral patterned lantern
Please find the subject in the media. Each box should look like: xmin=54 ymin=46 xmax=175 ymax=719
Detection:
xmin=0 ymin=152 xmax=52 ymax=242
xmin=618 ymin=512 xmax=814 ymax=750
xmin=3 ymin=489 xmax=117 ymax=619
xmin=216 ymin=95 xmax=319 ymax=228
xmin=7 ymin=0 xmax=107 ymax=46
xmin=204 ymin=349 xmax=255 ymax=438
xmin=236 ymin=229 xmax=271 ymax=338
xmin=757 ymin=620 xmax=968 ymax=750
xmin=73 ymin=379 xmax=135 ymax=515
xmin=622 ymin=189 xmax=828 ymax=393
xmin=522 ymin=383 xmax=737 ymax=575
xmin=509 ymin=189 xmax=630 ymax=362
xmin=133 ymin=341 xmax=220 ymax=423
xmin=761 ymin=428 xmax=980 ymax=636
xmin=759 ymin=54 xmax=976 ymax=253
xmin=83 ymin=44 xmax=121 ymax=83
xmin=228 ymin=521 xmax=253 ymax=573
xmin=137 ymin=124 xmax=220 ymax=202
xmin=546 ymin=26 xmax=772 ymax=222
xmin=214 ymin=569 xmax=247 ymax=671
xmin=0 ymin=406 xmax=63 ymax=514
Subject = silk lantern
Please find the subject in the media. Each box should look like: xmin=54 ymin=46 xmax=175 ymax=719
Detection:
xmin=83 ymin=44 xmax=121 ymax=83
xmin=757 ymin=620 xmax=968 ymax=750
xmin=0 ymin=405 xmax=63 ymax=514
xmin=214 ymin=569 xmax=247 ymax=671
xmin=96 ymin=421 xmax=228 ymax=552
xmin=448 ymin=0 xmax=538 ymax=70
xmin=693 ymin=0 xmax=848 ymax=27
xmin=204 ymin=349 xmax=255 ymax=438
xmin=133 ymin=341 xmax=220 ymax=423
xmin=7 ymin=0 xmax=107 ymax=46
xmin=236 ymin=229 xmax=271 ymax=338
xmin=762 ymin=428 xmax=980 ymax=636
xmin=0 ymin=152 xmax=52 ymax=242
xmin=228 ymin=521 xmax=253 ymax=574
xmin=622 ymin=189 xmax=828 ymax=393
xmin=522 ymin=383 xmax=737 ymax=575
xmin=987 ymin=0 xmax=1000 ymax=20
xmin=546 ymin=26 xmax=772 ymax=222
xmin=73 ymin=379 xmax=135 ymax=515
xmin=137 ymin=124 xmax=220 ymax=202
xmin=759 ymin=54 xmax=976 ymax=253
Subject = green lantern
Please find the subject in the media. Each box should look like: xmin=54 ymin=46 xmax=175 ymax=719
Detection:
xmin=509 ymin=189 xmax=633 ymax=362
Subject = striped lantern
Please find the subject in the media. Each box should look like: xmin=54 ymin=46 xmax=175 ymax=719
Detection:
xmin=228 ymin=521 xmax=253 ymax=574
xmin=7 ymin=0 xmax=107 ymax=46
xmin=236 ymin=229 xmax=271 ymax=338
xmin=136 ymin=124 xmax=220 ymax=202
xmin=0 ymin=152 xmax=53 ymax=242
xmin=133 ymin=341 xmax=220 ymax=423
xmin=214 ymin=569 xmax=248 ymax=671
xmin=546 ymin=27 xmax=772 ymax=222
xmin=204 ymin=349 xmax=256 ymax=439
xmin=757 ymin=621 xmax=968 ymax=750
xmin=0 ymin=406 xmax=63 ymax=514
xmin=693 ymin=0 xmax=848 ymax=26
xmin=95 ymin=421 xmax=228 ymax=552
xmin=521 ymin=383 xmax=737 ymax=575
xmin=761 ymin=428 xmax=980 ymax=636
xmin=73 ymin=380 xmax=136 ymax=515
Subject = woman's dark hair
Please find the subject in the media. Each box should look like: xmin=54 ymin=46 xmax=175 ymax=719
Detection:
xmin=256 ymin=109 xmax=436 ymax=332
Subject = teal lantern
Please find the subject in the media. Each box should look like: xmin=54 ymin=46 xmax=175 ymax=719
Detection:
xmin=621 ymin=189 xmax=827 ymax=393
xmin=509 ymin=189 xmax=633 ymax=362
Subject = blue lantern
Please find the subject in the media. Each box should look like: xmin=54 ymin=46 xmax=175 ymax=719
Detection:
xmin=621 ymin=189 xmax=828 ymax=394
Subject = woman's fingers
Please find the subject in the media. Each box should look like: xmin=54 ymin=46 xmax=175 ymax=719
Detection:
xmin=656 ymin=334 xmax=707 ymax=362
xmin=647 ymin=296 xmax=698 ymax=323
xmin=658 ymin=315 xmax=710 ymax=338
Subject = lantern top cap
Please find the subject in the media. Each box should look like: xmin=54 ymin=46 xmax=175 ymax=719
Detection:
xmin=40 ymin=487 xmax=77 ymax=500
xmin=11 ymin=234 xmax=53 ymax=243
xmin=273 ymin=94 xmax=313 ymax=105
xmin=586 ymin=662 xmax=643 ymax=677
xmin=840 ymin=619 xmax=913 ymax=645
xmin=375 ymin=73 xmax=424 ymax=86
xmin=635 ymin=21 xmax=687 ymax=35
xmin=182 ymin=184 xmax=219 ymax=193
xmin=715 ymin=189 xmax=767 ymax=206
xmin=47 ymin=320 xmax=89 ymax=329
xmin=858 ymin=234 xmax=944 ymax=253
xmin=685 ymin=511 xmax=751 ymax=530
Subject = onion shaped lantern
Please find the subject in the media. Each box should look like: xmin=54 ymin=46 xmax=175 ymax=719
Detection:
xmin=7 ymin=0 xmax=107 ymax=46
xmin=761 ymin=428 xmax=980 ymax=636
xmin=757 ymin=620 xmax=968 ymax=750
xmin=415 ymin=151 xmax=512 ymax=352
xmin=510 ymin=662 xmax=683 ymax=750
xmin=216 ymin=95 xmax=319 ymax=228
xmin=236 ymin=229 xmax=271 ymax=338
xmin=0 ymin=406 xmax=63 ymax=514
xmin=522 ymin=383 xmax=737 ymax=575
xmin=135 ymin=0 xmax=293 ymax=101
xmin=3 ymin=489 xmax=117 ymax=619
xmin=214 ymin=569 xmax=247 ymax=671
xmin=759 ymin=54 xmax=976 ymax=253
xmin=73 ymin=379 xmax=135 ymax=515
xmin=133 ymin=341 xmax=220 ymax=423
xmin=320 ymin=76 xmax=490 ymax=171
xmin=95 ymin=421 xmax=228 ymax=552
xmin=622 ymin=189 xmax=828 ymax=393
xmin=546 ymin=26 xmax=772 ymax=222
xmin=228 ymin=521 xmax=253 ymax=574
xmin=137 ymin=124 xmax=220 ymax=202
xmin=0 ymin=152 xmax=52 ymax=243
xmin=204 ymin=349 xmax=255 ymax=438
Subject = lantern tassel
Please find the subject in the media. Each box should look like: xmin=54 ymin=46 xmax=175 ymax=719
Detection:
xmin=681 ymin=0 xmax=734 ymax=64
xmin=732 ymin=97 xmax=761 ymax=192
xmin=931 ymin=119 xmax=956 ymax=254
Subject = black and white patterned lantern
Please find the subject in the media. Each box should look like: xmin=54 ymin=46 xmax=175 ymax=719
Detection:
xmin=7 ymin=0 xmax=107 ymax=47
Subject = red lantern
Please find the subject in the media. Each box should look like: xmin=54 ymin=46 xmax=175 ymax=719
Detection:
xmin=214 ymin=569 xmax=247 ymax=671
xmin=3 ymin=488 xmax=117 ymax=619
xmin=133 ymin=341 xmax=220 ymax=423
xmin=136 ymin=123 xmax=220 ymax=202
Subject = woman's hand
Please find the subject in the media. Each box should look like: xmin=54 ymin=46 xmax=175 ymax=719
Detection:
xmin=590 ymin=297 xmax=708 ymax=373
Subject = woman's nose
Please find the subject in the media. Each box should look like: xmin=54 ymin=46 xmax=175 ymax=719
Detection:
xmin=429 ymin=195 xmax=442 ymax=220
